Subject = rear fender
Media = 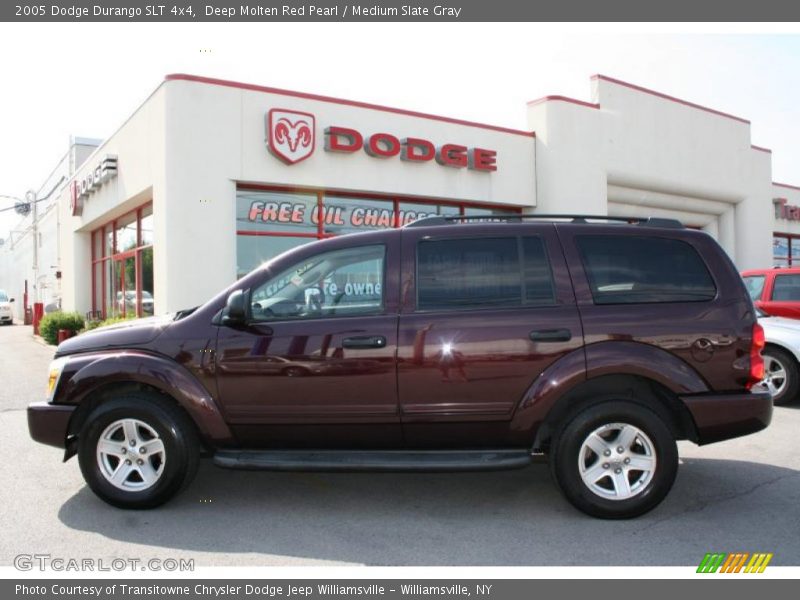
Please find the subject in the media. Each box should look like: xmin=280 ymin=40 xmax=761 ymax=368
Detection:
xmin=512 ymin=341 xmax=709 ymax=445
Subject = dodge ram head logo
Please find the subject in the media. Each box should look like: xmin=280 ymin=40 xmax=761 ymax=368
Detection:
xmin=267 ymin=109 xmax=315 ymax=164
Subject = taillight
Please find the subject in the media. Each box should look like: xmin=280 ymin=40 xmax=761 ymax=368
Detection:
xmin=747 ymin=322 xmax=765 ymax=389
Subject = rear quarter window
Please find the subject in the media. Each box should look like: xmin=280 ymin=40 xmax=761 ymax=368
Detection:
xmin=576 ymin=235 xmax=716 ymax=304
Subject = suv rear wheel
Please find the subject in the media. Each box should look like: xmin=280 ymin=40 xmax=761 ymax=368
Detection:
xmin=761 ymin=347 xmax=799 ymax=406
xmin=77 ymin=394 xmax=199 ymax=509
xmin=550 ymin=401 xmax=678 ymax=519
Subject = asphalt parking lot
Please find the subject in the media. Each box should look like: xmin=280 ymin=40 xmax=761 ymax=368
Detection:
xmin=1 ymin=322 xmax=798 ymax=567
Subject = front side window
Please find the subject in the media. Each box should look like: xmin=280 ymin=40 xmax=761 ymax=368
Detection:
xmin=742 ymin=275 xmax=766 ymax=301
xmin=249 ymin=245 xmax=385 ymax=321
xmin=771 ymin=274 xmax=800 ymax=301
xmin=577 ymin=235 xmax=716 ymax=304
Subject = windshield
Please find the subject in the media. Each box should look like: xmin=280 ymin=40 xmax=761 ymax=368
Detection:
xmin=0 ymin=291 xmax=7 ymax=302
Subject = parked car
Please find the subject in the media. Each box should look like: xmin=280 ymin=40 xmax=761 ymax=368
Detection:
xmin=116 ymin=290 xmax=154 ymax=315
xmin=0 ymin=289 xmax=14 ymax=325
xmin=742 ymin=266 xmax=800 ymax=319
xmin=28 ymin=215 xmax=772 ymax=519
xmin=756 ymin=307 xmax=800 ymax=405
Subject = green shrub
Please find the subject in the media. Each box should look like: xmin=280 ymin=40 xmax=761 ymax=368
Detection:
xmin=83 ymin=314 xmax=137 ymax=332
xmin=38 ymin=311 xmax=85 ymax=345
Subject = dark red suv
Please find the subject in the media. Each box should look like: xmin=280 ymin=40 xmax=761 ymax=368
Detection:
xmin=28 ymin=216 xmax=772 ymax=518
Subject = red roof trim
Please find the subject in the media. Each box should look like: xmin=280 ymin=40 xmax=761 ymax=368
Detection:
xmin=165 ymin=74 xmax=536 ymax=138
xmin=751 ymin=145 xmax=772 ymax=153
xmin=774 ymin=182 xmax=800 ymax=192
xmin=591 ymin=74 xmax=750 ymax=125
xmin=527 ymin=95 xmax=600 ymax=109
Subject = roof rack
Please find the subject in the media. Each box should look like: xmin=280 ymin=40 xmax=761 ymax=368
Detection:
xmin=404 ymin=214 xmax=684 ymax=229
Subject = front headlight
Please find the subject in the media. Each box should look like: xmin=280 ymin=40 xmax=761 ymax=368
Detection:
xmin=46 ymin=357 xmax=69 ymax=401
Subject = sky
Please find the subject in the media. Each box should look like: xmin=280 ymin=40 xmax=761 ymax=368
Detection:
xmin=1 ymin=23 xmax=799 ymax=238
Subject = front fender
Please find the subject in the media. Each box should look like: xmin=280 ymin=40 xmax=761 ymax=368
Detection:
xmin=56 ymin=350 xmax=234 ymax=445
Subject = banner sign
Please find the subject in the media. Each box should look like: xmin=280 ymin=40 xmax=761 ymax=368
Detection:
xmin=5 ymin=0 xmax=800 ymax=22
xmin=3 ymin=578 xmax=795 ymax=600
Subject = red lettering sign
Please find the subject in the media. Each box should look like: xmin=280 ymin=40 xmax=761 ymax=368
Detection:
xmin=401 ymin=138 xmax=436 ymax=162
xmin=324 ymin=126 xmax=363 ymax=153
xmin=436 ymin=144 xmax=469 ymax=168
xmin=365 ymin=133 xmax=401 ymax=158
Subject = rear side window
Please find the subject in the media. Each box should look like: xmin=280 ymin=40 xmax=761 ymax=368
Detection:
xmin=742 ymin=275 xmax=766 ymax=301
xmin=416 ymin=236 xmax=555 ymax=310
xmin=576 ymin=235 xmax=716 ymax=304
xmin=771 ymin=274 xmax=800 ymax=301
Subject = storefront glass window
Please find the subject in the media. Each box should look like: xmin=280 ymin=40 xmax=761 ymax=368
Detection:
xmin=235 ymin=186 xmax=522 ymax=283
xmin=322 ymin=196 xmax=394 ymax=235
xmin=236 ymin=235 xmax=313 ymax=279
xmin=140 ymin=205 xmax=154 ymax=247
xmin=104 ymin=225 xmax=114 ymax=257
xmin=141 ymin=247 xmax=154 ymax=295
xmin=772 ymin=233 xmax=800 ymax=267
xmin=237 ymin=190 xmax=318 ymax=234
xmin=91 ymin=203 xmax=154 ymax=319
xmin=398 ymin=201 xmax=459 ymax=226
xmin=116 ymin=212 xmax=137 ymax=253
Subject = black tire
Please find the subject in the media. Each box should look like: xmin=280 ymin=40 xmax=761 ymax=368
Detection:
xmin=549 ymin=400 xmax=678 ymax=519
xmin=762 ymin=347 xmax=799 ymax=406
xmin=77 ymin=393 xmax=199 ymax=509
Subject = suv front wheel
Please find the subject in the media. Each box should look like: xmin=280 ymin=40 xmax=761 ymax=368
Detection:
xmin=550 ymin=401 xmax=678 ymax=519
xmin=77 ymin=394 xmax=199 ymax=509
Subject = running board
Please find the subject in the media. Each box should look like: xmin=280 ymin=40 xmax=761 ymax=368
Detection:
xmin=213 ymin=449 xmax=533 ymax=472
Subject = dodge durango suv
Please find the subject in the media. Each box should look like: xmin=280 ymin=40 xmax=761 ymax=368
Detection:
xmin=28 ymin=215 xmax=772 ymax=518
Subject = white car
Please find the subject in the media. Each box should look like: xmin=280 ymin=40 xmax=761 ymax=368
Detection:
xmin=0 ymin=289 xmax=14 ymax=325
xmin=757 ymin=308 xmax=800 ymax=405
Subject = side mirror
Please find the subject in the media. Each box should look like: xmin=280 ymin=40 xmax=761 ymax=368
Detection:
xmin=221 ymin=289 xmax=247 ymax=326
xmin=9 ymin=298 xmax=14 ymax=303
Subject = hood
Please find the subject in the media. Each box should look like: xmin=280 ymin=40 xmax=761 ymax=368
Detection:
xmin=55 ymin=314 xmax=174 ymax=356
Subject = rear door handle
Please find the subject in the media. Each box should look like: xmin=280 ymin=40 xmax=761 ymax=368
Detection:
xmin=342 ymin=335 xmax=387 ymax=349
xmin=530 ymin=329 xmax=572 ymax=342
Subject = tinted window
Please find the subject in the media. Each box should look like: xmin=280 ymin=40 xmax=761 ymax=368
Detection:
xmin=522 ymin=237 xmax=556 ymax=305
xmin=771 ymin=274 xmax=800 ymax=301
xmin=250 ymin=245 xmax=385 ymax=321
xmin=417 ymin=237 xmax=555 ymax=310
xmin=742 ymin=275 xmax=766 ymax=301
xmin=577 ymin=235 xmax=716 ymax=304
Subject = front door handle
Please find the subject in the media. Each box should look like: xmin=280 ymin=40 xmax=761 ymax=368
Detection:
xmin=530 ymin=329 xmax=572 ymax=343
xmin=342 ymin=335 xmax=387 ymax=349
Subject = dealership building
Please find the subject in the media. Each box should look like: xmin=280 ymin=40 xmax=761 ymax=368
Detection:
xmin=2 ymin=73 xmax=800 ymax=320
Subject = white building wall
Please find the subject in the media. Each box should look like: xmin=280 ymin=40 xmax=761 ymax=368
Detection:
xmin=57 ymin=86 xmax=168 ymax=315
xmin=2 ymin=74 xmax=795 ymax=320
xmin=157 ymin=77 xmax=537 ymax=311
xmin=527 ymin=76 xmax=774 ymax=269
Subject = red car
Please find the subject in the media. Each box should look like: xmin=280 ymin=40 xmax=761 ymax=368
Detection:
xmin=742 ymin=267 xmax=800 ymax=319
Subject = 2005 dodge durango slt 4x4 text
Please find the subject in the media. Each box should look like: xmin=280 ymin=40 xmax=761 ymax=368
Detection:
xmin=28 ymin=215 xmax=772 ymax=518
